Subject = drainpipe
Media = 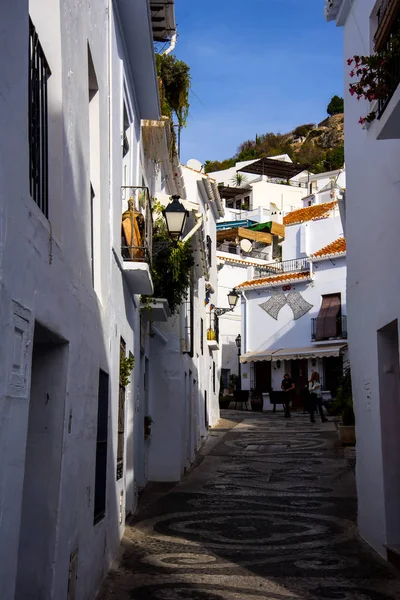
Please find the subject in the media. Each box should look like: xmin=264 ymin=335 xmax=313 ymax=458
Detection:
xmin=162 ymin=32 xmax=177 ymax=55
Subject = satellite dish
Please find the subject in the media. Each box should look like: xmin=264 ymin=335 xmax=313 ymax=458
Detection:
xmin=186 ymin=159 xmax=203 ymax=172
xmin=240 ymin=239 xmax=253 ymax=253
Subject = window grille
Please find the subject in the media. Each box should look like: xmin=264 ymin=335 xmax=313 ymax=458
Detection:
xmin=29 ymin=19 xmax=51 ymax=217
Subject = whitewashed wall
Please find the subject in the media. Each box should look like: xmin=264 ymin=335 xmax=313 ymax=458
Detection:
xmin=335 ymin=0 xmax=400 ymax=559
xmin=147 ymin=168 xmax=220 ymax=482
xmin=0 ymin=1 xmax=162 ymax=599
xmin=282 ymin=214 xmax=344 ymax=259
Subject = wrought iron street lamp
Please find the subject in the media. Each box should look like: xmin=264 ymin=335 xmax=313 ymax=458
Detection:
xmin=235 ymin=334 xmax=242 ymax=392
xmin=214 ymin=289 xmax=240 ymax=317
xmin=162 ymin=195 xmax=189 ymax=240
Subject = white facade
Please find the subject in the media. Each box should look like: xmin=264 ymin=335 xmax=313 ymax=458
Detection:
xmin=209 ymin=159 xmax=309 ymax=218
xmin=238 ymin=209 xmax=347 ymax=402
xmin=147 ymin=166 xmax=223 ymax=481
xmin=326 ymin=0 xmax=400 ymax=562
xmin=0 ymin=1 xmax=187 ymax=599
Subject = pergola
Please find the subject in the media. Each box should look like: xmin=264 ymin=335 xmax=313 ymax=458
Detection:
xmin=238 ymin=158 xmax=309 ymax=180
xmin=218 ymin=185 xmax=252 ymax=200
xmin=217 ymin=227 xmax=273 ymax=245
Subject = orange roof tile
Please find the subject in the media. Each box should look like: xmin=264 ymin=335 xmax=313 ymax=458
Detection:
xmin=237 ymin=271 xmax=311 ymax=290
xmin=283 ymin=201 xmax=337 ymax=226
xmin=313 ymin=237 xmax=346 ymax=258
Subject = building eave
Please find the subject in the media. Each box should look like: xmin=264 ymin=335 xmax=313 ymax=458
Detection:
xmin=311 ymin=252 xmax=346 ymax=262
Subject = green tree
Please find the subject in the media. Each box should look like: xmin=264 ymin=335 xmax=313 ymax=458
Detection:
xmin=324 ymin=146 xmax=345 ymax=171
xmin=327 ymin=95 xmax=344 ymax=116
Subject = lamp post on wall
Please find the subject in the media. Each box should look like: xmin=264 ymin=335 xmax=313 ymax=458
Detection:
xmin=162 ymin=195 xmax=189 ymax=240
xmin=214 ymin=289 xmax=240 ymax=317
xmin=235 ymin=334 xmax=242 ymax=391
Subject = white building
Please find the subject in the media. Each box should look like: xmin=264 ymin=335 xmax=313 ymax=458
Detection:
xmin=0 ymin=1 xmax=196 ymax=599
xmin=326 ymin=0 xmax=400 ymax=566
xmin=209 ymin=156 xmax=310 ymax=219
xmin=146 ymin=161 xmax=224 ymax=481
xmin=237 ymin=201 xmax=347 ymax=406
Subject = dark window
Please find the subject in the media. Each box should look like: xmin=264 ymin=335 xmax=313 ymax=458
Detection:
xmin=122 ymin=103 xmax=130 ymax=157
xmin=212 ymin=361 xmax=216 ymax=394
xmin=206 ymin=235 xmax=212 ymax=268
xmin=183 ymin=275 xmax=194 ymax=356
xmin=200 ymin=318 xmax=204 ymax=355
xmin=221 ymin=368 xmax=230 ymax=389
xmin=117 ymin=339 xmax=126 ymax=481
xmin=314 ymin=293 xmax=342 ymax=340
xmin=29 ymin=19 xmax=51 ymax=218
xmin=94 ymin=369 xmax=109 ymax=524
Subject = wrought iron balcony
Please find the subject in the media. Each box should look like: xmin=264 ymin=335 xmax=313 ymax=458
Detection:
xmin=311 ymin=315 xmax=347 ymax=342
xmin=120 ymin=186 xmax=153 ymax=295
xmin=254 ymin=257 xmax=311 ymax=279
xmin=121 ymin=186 xmax=153 ymax=263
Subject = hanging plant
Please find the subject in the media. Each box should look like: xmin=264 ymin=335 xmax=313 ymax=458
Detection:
xmin=120 ymin=355 xmax=135 ymax=387
xmin=348 ymin=32 xmax=400 ymax=125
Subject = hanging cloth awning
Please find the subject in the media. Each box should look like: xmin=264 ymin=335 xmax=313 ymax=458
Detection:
xmin=240 ymin=343 xmax=347 ymax=363
xmin=316 ymin=294 xmax=341 ymax=339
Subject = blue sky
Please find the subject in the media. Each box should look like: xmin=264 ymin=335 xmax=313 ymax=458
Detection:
xmin=174 ymin=0 xmax=343 ymax=165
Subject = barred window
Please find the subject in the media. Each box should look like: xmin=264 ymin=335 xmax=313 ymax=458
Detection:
xmin=29 ymin=19 xmax=51 ymax=217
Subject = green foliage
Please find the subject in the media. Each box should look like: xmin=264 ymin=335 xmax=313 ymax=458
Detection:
xmin=292 ymin=123 xmax=314 ymax=138
xmin=308 ymin=129 xmax=323 ymax=139
xmin=327 ymin=95 xmax=344 ymax=116
xmin=143 ymin=205 xmax=194 ymax=315
xmin=204 ymin=158 xmax=236 ymax=174
xmin=120 ymin=355 xmax=135 ymax=387
xmin=331 ymin=365 xmax=354 ymax=426
xmin=325 ymin=145 xmax=345 ymax=171
xmin=230 ymin=172 xmax=249 ymax=187
xmin=156 ymin=54 xmax=191 ymax=129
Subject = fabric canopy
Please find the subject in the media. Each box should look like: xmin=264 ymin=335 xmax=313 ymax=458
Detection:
xmin=240 ymin=344 xmax=347 ymax=363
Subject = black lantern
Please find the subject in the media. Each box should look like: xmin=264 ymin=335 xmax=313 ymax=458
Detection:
xmin=227 ymin=289 xmax=240 ymax=310
xmin=162 ymin=195 xmax=189 ymax=240
xmin=235 ymin=334 xmax=242 ymax=351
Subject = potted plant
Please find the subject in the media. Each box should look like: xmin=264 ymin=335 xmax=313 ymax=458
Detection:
xmin=219 ymin=393 xmax=232 ymax=410
xmin=144 ymin=415 xmax=153 ymax=438
xmin=331 ymin=365 xmax=355 ymax=445
xmin=250 ymin=389 xmax=263 ymax=412
xmin=228 ymin=373 xmax=239 ymax=393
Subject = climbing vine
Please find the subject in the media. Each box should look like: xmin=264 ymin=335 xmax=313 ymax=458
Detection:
xmin=120 ymin=355 xmax=135 ymax=387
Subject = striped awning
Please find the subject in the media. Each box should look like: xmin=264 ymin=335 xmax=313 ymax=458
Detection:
xmin=240 ymin=343 xmax=347 ymax=363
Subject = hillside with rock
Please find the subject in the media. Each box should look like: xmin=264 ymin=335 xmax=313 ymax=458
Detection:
xmin=204 ymin=113 xmax=344 ymax=174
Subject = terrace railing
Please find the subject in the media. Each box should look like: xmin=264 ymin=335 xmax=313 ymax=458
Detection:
xmin=254 ymin=257 xmax=310 ymax=279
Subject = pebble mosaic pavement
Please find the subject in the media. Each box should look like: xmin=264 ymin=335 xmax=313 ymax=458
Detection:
xmin=97 ymin=411 xmax=400 ymax=600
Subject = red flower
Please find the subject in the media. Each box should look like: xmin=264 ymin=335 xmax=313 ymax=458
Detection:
xmin=347 ymin=58 xmax=353 ymax=66
xmin=349 ymin=88 xmax=355 ymax=96
xmin=349 ymin=70 xmax=355 ymax=77
xmin=358 ymin=117 xmax=365 ymax=124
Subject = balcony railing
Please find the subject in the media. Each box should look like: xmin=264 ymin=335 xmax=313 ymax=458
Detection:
xmin=375 ymin=2 xmax=400 ymax=119
xmin=254 ymin=257 xmax=310 ymax=279
xmin=121 ymin=186 xmax=153 ymax=263
xmin=311 ymin=315 xmax=347 ymax=341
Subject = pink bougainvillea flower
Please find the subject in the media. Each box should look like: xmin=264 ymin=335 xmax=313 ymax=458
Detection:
xmin=349 ymin=88 xmax=355 ymax=96
xmin=349 ymin=70 xmax=355 ymax=77
xmin=358 ymin=117 xmax=365 ymax=124
xmin=347 ymin=58 xmax=353 ymax=66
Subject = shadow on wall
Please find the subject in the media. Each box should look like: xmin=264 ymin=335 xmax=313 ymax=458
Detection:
xmin=10 ymin=104 xmax=121 ymax=600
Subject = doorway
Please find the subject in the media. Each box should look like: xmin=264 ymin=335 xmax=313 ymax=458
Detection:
xmin=291 ymin=359 xmax=308 ymax=408
xmin=378 ymin=319 xmax=400 ymax=550
xmin=15 ymin=322 xmax=69 ymax=600
xmin=255 ymin=361 xmax=271 ymax=393
xmin=323 ymin=356 xmax=343 ymax=397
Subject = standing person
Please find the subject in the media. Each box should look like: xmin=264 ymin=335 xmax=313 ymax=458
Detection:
xmin=309 ymin=371 xmax=328 ymax=423
xmin=281 ymin=373 xmax=295 ymax=418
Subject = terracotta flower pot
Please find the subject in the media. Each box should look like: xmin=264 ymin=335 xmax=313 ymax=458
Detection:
xmin=338 ymin=425 xmax=356 ymax=445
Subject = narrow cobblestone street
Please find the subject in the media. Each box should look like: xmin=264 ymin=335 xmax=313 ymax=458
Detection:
xmin=98 ymin=412 xmax=400 ymax=600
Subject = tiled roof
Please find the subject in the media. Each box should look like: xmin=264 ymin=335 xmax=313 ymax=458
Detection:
xmin=237 ymin=271 xmax=311 ymax=290
xmin=216 ymin=254 xmax=263 ymax=267
xmin=283 ymin=201 xmax=337 ymax=226
xmin=312 ymin=237 xmax=346 ymax=258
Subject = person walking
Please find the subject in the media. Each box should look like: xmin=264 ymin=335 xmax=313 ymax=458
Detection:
xmin=309 ymin=371 xmax=328 ymax=423
xmin=281 ymin=373 xmax=295 ymax=418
